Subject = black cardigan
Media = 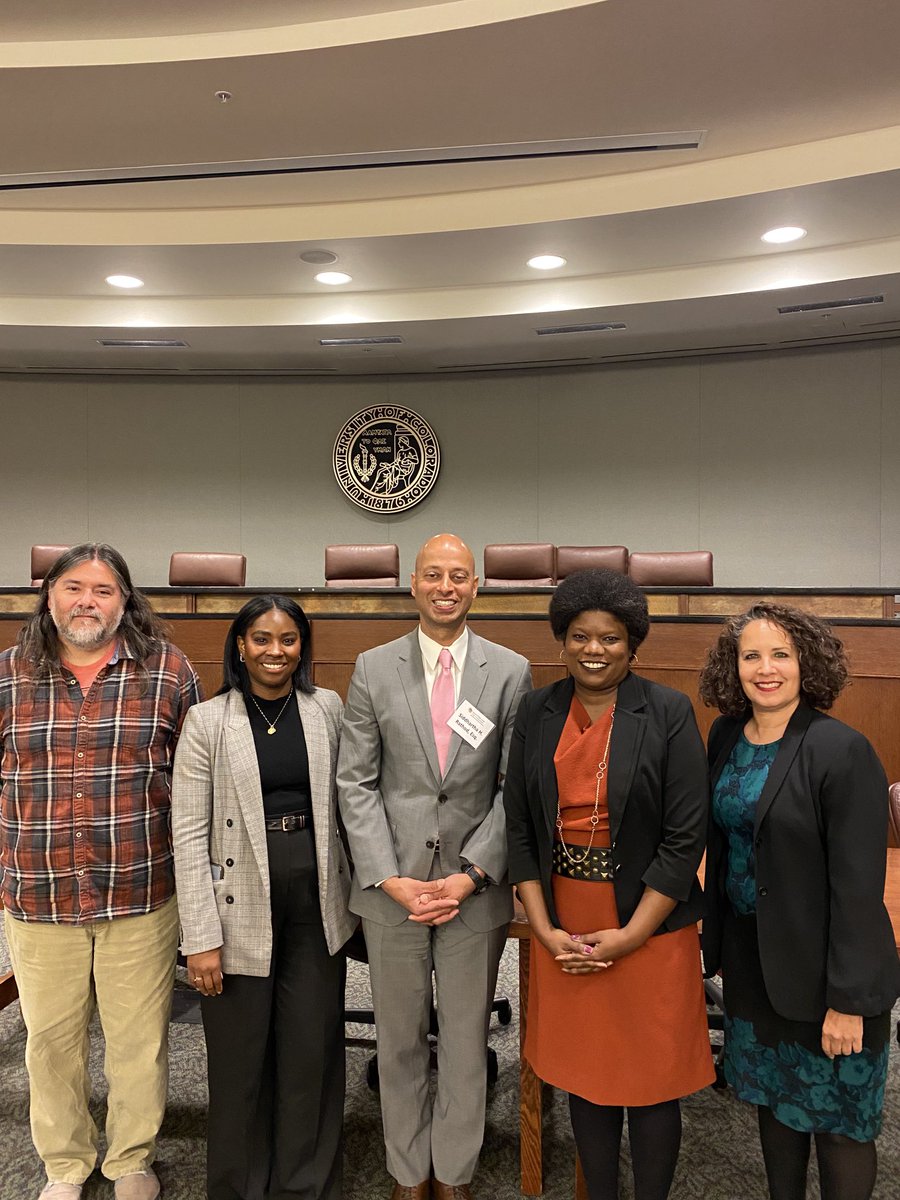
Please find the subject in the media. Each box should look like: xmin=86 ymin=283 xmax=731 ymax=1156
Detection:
xmin=702 ymin=702 xmax=900 ymax=1022
xmin=504 ymin=672 xmax=708 ymax=934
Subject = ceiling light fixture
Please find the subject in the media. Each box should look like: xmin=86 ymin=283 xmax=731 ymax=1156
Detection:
xmin=761 ymin=226 xmax=807 ymax=244
xmin=315 ymin=271 xmax=352 ymax=285
xmin=527 ymin=255 xmax=567 ymax=270
xmin=105 ymin=274 xmax=144 ymax=289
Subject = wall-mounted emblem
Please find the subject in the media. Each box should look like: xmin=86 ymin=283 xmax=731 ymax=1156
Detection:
xmin=333 ymin=405 xmax=440 ymax=513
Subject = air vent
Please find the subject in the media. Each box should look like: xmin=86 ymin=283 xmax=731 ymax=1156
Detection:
xmin=186 ymin=367 xmax=340 ymax=375
xmin=438 ymin=357 xmax=595 ymax=372
xmin=96 ymin=338 xmax=189 ymax=348
xmin=319 ymin=336 xmax=403 ymax=347
xmin=0 ymin=133 xmax=706 ymax=191
xmin=777 ymin=296 xmax=883 ymax=315
xmin=536 ymin=322 xmax=627 ymax=336
xmin=23 ymin=366 xmax=182 ymax=375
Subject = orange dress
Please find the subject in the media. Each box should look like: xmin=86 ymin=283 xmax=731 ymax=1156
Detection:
xmin=523 ymin=698 xmax=715 ymax=1106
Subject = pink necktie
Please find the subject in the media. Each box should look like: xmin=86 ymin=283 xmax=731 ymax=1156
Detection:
xmin=431 ymin=648 xmax=455 ymax=774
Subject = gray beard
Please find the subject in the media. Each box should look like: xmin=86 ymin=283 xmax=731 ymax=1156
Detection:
xmin=55 ymin=610 xmax=123 ymax=651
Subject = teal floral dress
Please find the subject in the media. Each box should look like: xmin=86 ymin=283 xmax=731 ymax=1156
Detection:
xmin=712 ymin=734 xmax=890 ymax=1141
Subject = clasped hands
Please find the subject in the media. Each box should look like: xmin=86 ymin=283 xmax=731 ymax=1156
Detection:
xmin=538 ymin=925 xmax=639 ymax=974
xmin=382 ymin=873 xmax=476 ymax=925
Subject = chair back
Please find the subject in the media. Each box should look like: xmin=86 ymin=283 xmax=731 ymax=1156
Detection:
xmin=169 ymin=552 xmax=247 ymax=587
xmin=483 ymin=543 xmax=555 ymax=586
xmin=628 ymin=550 xmax=713 ymax=586
xmin=30 ymin=544 xmax=72 ymax=586
xmin=325 ymin=544 xmax=400 ymax=587
xmin=556 ymin=545 xmax=628 ymax=580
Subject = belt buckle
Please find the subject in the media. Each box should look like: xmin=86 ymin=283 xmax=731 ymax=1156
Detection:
xmin=281 ymin=815 xmax=293 ymax=831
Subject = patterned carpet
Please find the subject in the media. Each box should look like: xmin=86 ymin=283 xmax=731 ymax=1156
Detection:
xmin=0 ymin=936 xmax=898 ymax=1200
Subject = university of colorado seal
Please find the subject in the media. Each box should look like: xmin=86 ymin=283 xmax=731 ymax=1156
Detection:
xmin=332 ymin=406 xmax=440 ymax=513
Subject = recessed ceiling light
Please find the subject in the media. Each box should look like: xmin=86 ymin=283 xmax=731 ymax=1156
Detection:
xmin=315 ymin=271 xmax=352 ymax=285
xmin=527 ymin=255 xmax=567 ymax=270
xmin=106 ymin=274 xmax=144 ymax=289
xmin=761 ymin=226 xmax=807 ymax=245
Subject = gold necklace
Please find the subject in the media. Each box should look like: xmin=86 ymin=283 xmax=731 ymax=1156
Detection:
xmin=249 ymin=692 xmax=293 ymax=735
xmin=555 ymin=707 xmax=615 ymax=865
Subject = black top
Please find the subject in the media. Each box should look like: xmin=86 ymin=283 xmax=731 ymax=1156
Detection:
xmin=245 ymin=691 xmax=312 ymax=819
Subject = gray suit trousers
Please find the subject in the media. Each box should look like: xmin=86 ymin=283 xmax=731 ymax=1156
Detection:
xmin=362 ymin=909 xmax=506 ymax=1186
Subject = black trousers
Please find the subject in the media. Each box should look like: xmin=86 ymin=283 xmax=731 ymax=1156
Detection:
xmin=201 ymin=827 xmax=346 ymax=1200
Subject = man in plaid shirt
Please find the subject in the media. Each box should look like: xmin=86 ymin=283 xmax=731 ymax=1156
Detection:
xmin=0 ymin=544 xmax=202 ymax=1200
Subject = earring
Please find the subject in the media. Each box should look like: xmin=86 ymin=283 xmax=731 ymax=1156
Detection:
xmin=630 ymin=653 xmax=640 ymax=664
xmin=559 ymin=649 xmax=565 ymax=661
xmin=239 ymin=652 xmax=244 ymax=663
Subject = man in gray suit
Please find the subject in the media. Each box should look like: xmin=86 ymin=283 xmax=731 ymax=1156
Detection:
xmin=338 ymin=533 xmax=532 ymax=1200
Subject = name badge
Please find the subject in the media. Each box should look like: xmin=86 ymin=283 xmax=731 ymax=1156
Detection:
xmin=448 ymin=701 xmax=495 ymax=749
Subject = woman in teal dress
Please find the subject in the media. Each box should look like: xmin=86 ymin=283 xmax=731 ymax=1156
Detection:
xmin=699 ymin=603 xmax=899 ymax=1200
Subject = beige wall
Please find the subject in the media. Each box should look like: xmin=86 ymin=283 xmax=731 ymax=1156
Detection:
xmin=2 ymin=338 xmax=898 ymax=588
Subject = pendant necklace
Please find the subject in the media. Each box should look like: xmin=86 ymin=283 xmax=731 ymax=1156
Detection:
xmin=249 ymin=693 xmax=293 ymax=735
xmin=556 ymin=707 xmax=615 ymax=865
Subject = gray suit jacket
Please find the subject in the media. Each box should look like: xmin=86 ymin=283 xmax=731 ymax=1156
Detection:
xmin=337 ymin=629 xmax=532 ymax=932
xmin=172 ymin=687 xmax=356 ymax=975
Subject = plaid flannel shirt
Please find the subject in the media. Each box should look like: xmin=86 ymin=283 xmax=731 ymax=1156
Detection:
xmin=0 ymin=640 xmax=202 ymax=923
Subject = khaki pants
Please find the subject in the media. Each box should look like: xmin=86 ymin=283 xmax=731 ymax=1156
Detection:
xmin=5 ymin=896 xmax=178 ymax=1185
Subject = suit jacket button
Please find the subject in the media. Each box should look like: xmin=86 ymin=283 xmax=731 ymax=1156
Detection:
xmin=226 ymin=819 xmax=234 ymax=828
xmin=225 ymin=858 xmax=234 ymax=867
xmin=758 ymin=887 xmax=767 ymax=897
xmin=438 ymin=793 xmax=448 ymax=803
xmin=225 ymin=895 xmax=235 ymax=904
xmin=426 ymin=839 xmax=435 ymax=849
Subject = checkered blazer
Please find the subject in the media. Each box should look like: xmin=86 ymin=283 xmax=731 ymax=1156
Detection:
xmin=172 ymin=686 xmax=356 ymax=975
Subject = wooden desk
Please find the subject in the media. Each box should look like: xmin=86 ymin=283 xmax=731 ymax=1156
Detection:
xmin=513 ymin=848 xmax=900 ymax=1196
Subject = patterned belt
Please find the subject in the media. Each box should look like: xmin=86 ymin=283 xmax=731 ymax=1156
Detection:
xmin=552 ymin=841 xmax=614 ymax=882
xmin=264 ymin=812 xmax=311 ymax=832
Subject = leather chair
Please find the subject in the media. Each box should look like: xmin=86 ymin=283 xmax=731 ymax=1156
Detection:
xmin=483 ymin=543 xmax=556 ymax=587
xmin=888 ymin=783 xmax=900 ymax=849
xmin=556 ymin=545 xmax=628 ymax=579
xmin=168 ymin=552 xmax=247 ymax=587
xmin=31 ymin=544 xmax=71 ymax=587
xmin=324 ymin=544 xmax=399 ymax=587
xmin=627 ymin=550 xmax=714 ymax=586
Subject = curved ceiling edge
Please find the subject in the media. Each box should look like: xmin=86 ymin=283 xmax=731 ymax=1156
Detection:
xmin=0 ymin=0 xmax=601 ymax=68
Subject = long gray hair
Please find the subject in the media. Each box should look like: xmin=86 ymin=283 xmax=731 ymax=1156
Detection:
xmin=17 ymin=543 xmax=166 ymax=673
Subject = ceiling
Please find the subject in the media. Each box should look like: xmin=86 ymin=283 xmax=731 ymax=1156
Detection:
xmin=3 ymin=0 xmax=900 ymax=376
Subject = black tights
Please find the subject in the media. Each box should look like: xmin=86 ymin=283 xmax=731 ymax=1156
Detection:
xmin=569 ymin=1094 xmax=682 ymax=1200
xmin=757 ymin=1105 xmax=877 ymax=1200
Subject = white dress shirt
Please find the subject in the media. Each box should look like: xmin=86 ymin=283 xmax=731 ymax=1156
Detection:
xmin=418 ymin=625 xmax=468 ymax=707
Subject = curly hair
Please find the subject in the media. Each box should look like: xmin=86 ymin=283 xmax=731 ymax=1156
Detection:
xmin=549 ymin=568 xmax=650 ymax=652
xmin=17 ymin=543 xmax=166 ymax=674
xmin=698 ymin=602 xmax=849 ymax=717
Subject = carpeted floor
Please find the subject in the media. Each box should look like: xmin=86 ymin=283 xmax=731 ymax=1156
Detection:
xmin=1 ymin=937 xmax=898 ymax=1200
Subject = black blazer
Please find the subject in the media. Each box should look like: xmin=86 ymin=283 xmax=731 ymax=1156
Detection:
xmin=702 ymin=702 xmax=900 ymax=1023
xmin=504 ymin=672 xmax=708 ymax=934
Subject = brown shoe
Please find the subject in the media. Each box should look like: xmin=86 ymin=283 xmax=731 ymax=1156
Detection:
xmin=390 ymin=1183 xmax=430 ymax=1200
xmin=433 ymin=1183 xmax=473 ymax=1200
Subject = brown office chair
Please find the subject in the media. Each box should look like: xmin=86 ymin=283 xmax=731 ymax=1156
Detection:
xmin=324 ymin=544 xmax=400 ymax=587
xmin=30 ymin=544 xmax=71 ymax=586
xmin=627 ymin=550 xmax=714 ymax=586
xmin=556 ymin=545 xmax=628 ymax=580
xmin=483 ymin=543 xmax=555 ymax=586
xmin=888 ymin=784 xmax=900 ymax=849
xmin=168 ymin=552 xmax=247 ymax=587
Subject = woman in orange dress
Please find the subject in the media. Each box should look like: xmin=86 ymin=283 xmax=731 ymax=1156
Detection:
xmin=504 ymin=569 xmax=714 ymax=1200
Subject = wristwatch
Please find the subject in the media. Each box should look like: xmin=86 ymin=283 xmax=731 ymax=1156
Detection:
xmin=461 ymin=864 xmax=490 ymax=894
